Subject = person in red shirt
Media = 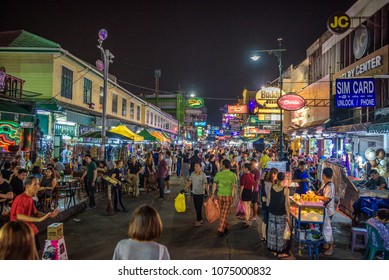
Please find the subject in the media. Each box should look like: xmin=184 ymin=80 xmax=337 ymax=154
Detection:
xmin=240 ymin=163 xmax=254 ymax=227
xmin=10 ymin=176 xmax=60 ymax=251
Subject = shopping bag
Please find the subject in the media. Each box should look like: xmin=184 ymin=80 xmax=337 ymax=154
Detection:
xmin=283 ymin=222 xmax=291 ymax=240
xmin=204 ymin=198 xmax=220 ymax=224
xmin=174 ymin=193 xmax=186 ymax=212
xmin=236 ymin=200 xmax=246 ymax=217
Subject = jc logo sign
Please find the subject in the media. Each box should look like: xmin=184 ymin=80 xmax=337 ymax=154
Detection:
xmin=327 ymin=13 xmax=351 ymax=34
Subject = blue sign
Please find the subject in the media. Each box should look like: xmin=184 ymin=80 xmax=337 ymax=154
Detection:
xmin=194 ymin=121 xmax=206 ymax=127
xmin=335 ymin=78 xmax=375 ymax=108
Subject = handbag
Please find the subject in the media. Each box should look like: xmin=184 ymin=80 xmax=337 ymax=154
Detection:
xmin=236 ymin=200 xmax=246 ymax=217
xmin=204 ymin=198 xmax=220 ymax=224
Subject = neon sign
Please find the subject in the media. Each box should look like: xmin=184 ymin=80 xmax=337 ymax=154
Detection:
xmin=0 ymin=121 xmax=22 ymax=151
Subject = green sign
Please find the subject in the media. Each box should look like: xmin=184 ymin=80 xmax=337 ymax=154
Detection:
xmin=197 ymin=127 xmax=203 ymax=136
xmin=249 ymin=116 xmax=270 ymax=125
xmin=186 ymin=97 xmax=204 ymax=109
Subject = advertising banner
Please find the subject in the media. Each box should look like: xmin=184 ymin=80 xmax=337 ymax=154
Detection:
xmin=227 ymin=105 xmax=248 ymax=114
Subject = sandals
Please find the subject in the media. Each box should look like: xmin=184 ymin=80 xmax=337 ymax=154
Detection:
xmin=277 ymin=253 xmax=290 ymax=258
xmin=323 ymin=248 xmax=333 ymax=256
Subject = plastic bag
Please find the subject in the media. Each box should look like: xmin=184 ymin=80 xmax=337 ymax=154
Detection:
xmin=204 ymin=198 xmax=220 ymax=224
xmin=174 ymin=193 xmax=186 ymax=212
xmin=284 ymin=222 xmax=291 ymax=240
xmin=236 ymin=200 xmax=246 ymax=217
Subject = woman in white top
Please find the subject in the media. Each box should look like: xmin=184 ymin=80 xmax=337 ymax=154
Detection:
xmin=113 ymin=204 xmax=170 ymax=260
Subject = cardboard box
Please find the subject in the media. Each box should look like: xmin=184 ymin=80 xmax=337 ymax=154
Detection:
xmin=47 ymin=223 xmax=64 ymax=240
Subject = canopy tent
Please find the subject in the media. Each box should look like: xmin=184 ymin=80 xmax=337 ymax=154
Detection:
xmin=151 ymin=131 xmax=171 ymax=143
xmin=161 ymin=131 xmax=172 ymax=141
xmin=109 ymin=125 xmax=144 ymax=142
xmin=78 ymin=130 xmax=132 ymax=141
xmin=138 ymin=129 xmax=159 ymax=142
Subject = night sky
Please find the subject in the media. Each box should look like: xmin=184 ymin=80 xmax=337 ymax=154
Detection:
xmin=1 ymin=0 xmax=356 ymax=125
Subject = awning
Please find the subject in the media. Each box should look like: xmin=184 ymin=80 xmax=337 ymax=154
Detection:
xmin=138 ymin=129 xmax=158 ymax=142
xmin=109 ymin=125 xmax=144 ymax=142
xmin=151 ymin=131 xmax=171 ymax=143
xmin=368 ymin=115 xmax=389 ymax=133
xmin=79 ymin=130 xmax=133 ymax=141
xmin=326 ymin=123 xmax=369 ymax=134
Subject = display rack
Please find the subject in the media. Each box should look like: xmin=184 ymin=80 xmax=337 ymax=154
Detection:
xmin=289 ymin=197 xmax=325 ymax=259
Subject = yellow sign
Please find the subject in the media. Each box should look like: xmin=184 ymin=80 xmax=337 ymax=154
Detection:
xmin=256 ymin=109 xmax=284 ymax=114
xmin=327 ymin=13 xmax=350 ymax=34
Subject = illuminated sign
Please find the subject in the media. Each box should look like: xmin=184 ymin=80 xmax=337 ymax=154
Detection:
xmin=0 ymin=121 xmax=22 ymax=151
xmin=248 ymin=128 xmax=271 ymax=134
xmin=197 ymin=127 xmax=203 ymax=136
xmin=185 ymin=109 xmax=202 ymax=115
xmin=277 ymin=94 xmax=306 ymax=111
xmin=194 ymin=121 xmax=206 ymax=127
xmin=256 ymin=109 xmax=283 ymax=114
xmin=249 ymin=116 xmax=270 ymax=125
xmin=227 ymin=105 xmax=247 ymax=114
xmin=255 ymin=87 xmax=286 ymax=109
xmin=186 ymin=98 xmax=205 ymax=109
xmin=335 ymin=78 xmax=376 ymax=108
xmin=327 ymin=13 xmax=350 ymax=34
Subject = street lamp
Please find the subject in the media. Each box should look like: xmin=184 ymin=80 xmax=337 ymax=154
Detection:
xmin=97 ymin=29 xmax=114 ymax=160
xmin=250 ymin=38 xmax=286 ymax=160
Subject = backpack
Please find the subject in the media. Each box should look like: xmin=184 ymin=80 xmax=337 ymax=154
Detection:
xmin=203 ymin=161 xmax=212 ymax=176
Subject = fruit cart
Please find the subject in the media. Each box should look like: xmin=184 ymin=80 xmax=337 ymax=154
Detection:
xmin=290 ymin=192 xmax=325 ymax=259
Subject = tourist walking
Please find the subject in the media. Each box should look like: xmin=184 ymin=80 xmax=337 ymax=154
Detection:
xmin=187 ymin=162 xmax=207 ymax=227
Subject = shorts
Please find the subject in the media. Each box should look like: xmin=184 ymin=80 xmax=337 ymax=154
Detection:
xmin=164 ymin=175 xmax=170 ymax=182
xmin=241 ymin=188 xmax=252 ymax=201
xmin=251 ymin=191 xmax=259 ymax=204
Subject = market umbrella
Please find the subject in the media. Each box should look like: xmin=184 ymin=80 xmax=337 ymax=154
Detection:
xmin=109 ymin=125 xmax=144 ymax=142
xmin=78 ymin=130 xmax=131 ymax=141
xmin=138 ymin=129 xmax=159 ymax=142
xmin=151 ymin=131 xmax=170 ymax=143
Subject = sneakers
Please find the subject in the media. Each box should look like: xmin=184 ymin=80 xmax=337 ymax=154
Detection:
xmin=164 ymin=189 xmax=171 ymax=193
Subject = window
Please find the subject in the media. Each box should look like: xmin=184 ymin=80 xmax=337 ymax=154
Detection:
xmin=136 ymin=105 xmax=141 ymax=121
xmin=130 ymin=102 xmax=135 ymax=119
xmin=154 ymin=115 xmax=157 ymax=126
xmin=150 ymin=113 xmax=154 ymax=125
xmin=112 ymin=93 xmax=118 ymax=113
xmin=146 ymin=111 xmax=150 ymax=124
xmin=122 ymin=98 xmax=127 ymax=116
xmin=99 ymin=86 xmax=104 ymax=104
xmin=83 ymin=78 xmax=92 ymax=104
xmin=60 ymin=66 xmax=73 ymax=99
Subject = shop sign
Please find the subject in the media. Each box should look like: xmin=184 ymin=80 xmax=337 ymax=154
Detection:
xmin=340 ymin=55 xmax=382 ymax=78
xmin=197 ymin=127 xmax=203 ymax=137
xmin=327 ymin=13 xmax=350 ymax=34
xmin=255 ymin=87 xmax=286 ymax=108
xmin=186 ymin=97 xmax=204 ymax=109
xmin=185 ymin=108 xmax=202 ymax=115
xmin=256 ymin=108 xmax=283 ymax=114
xmin=231 ymin=117 xmax=245 ymax=124
xmin=194 ymin=121 xmax=206 ymax=127
xmin=54 ymin=123 xmax=76 ymax=137
xmin=227 ymin=105 xmax=247 ymax=114
xmin=335 ymin=77 xmax=376 ymax=108
xmin=249 ymin=115 xmax=270 ymax=125
xmin=277 ymin=94 xmax=306 ymax=111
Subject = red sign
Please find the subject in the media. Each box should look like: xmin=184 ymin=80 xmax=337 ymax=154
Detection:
xmin=249 ymin=128 xmax=271 ymax=134
xmin=277 ymin=94 xmax=306 ymax=111
xmin=228 ymin=105 xmax=248 ymax=114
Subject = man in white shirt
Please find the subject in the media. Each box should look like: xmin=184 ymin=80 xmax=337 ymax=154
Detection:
xmin=61 ymin=145 xmax=71 ymax=164
xmin=316 ymin=167 xmax=335 ymax=256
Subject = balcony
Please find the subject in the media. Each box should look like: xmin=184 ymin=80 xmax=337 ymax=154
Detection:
xmin=0 ymin=72 xmax=25 ymax=99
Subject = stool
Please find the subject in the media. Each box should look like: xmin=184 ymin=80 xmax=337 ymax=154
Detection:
xmin=351 ymin=227 xmax=368 ymax=252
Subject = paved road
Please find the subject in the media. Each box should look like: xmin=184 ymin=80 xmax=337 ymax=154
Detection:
xmin=38 ymin=176 xmax=364 ymax=260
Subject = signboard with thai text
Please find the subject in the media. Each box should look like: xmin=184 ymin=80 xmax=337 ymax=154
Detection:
xmin=335 ymin=78 xmax=376 ymax=108
xmin=186 ymin=97 xmax=204 ymax=109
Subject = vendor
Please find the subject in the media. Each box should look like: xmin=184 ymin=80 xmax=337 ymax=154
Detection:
xmin=292 ymin=161 xmax=310 ymax=194
xmin=366 ymin=169 xmax=388 ymax=190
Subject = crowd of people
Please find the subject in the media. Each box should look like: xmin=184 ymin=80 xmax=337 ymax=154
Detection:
xmin=0 ymin=143 xmax=388 ymax=260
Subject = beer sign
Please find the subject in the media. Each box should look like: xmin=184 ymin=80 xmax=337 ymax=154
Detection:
xmin=327 ymin=13 xmax=351 ymax=34
xmin=227 ymin=105 xmax=248 ymax=114
xmin=186 ymin=97 xmax=204 ymax=109
xmin=277 ymin=94 xmax=306 ymax=111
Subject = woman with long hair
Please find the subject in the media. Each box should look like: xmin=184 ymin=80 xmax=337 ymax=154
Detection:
xmin=230 ymin=155 xmax=240 ymax=178
xmin=111 ymin=160 xmax=127 ymax=212
xmin=0 ymin=221 xmax=39 ymax=260
xmin=112 ymin=204 xmax=170 ymax=260
xmin=38 ymin=167 xmax=57 ymax=209
xmin=261 ymin=168 xmax=278 ymax=241
xmin=240 ymin=163 xmax=254 ymax=227
xmin=267 ymin=172 xmax=291 ymax=258
xmin=144 ymin=153 xmax=156 ymax=190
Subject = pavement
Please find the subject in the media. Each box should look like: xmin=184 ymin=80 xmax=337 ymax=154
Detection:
xmin=37 ymin=175 xmax=365 ymax=260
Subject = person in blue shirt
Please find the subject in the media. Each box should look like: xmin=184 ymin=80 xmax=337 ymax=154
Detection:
xmin=292 ymin=161 xmax=310 ymax=194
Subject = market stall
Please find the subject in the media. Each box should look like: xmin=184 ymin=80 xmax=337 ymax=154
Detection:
xmin=109 ymin=125 xmax=144 ymax=142
xmin=151 ymin=131 xmax=171 ymax=143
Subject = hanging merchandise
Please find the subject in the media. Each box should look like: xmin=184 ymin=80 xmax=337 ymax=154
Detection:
xmin=90 ymin=145 xmax=99 ymax=158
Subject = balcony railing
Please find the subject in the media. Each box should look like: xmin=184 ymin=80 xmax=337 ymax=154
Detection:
xmin=0 ymin=72 xmax=25 ymax=99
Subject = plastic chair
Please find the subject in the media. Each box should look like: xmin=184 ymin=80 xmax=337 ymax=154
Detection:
xmin=365 ymin=224 xmax=389 ymax=260
xmin=351 ymin=227 xmax=368 ymax=252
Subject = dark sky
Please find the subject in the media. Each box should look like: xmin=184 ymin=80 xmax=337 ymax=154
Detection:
xmin=1 ymin=0 xmax=356 ymax=125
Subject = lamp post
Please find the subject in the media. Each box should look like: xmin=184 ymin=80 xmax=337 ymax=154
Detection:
xmin=97 ymin=29 xmax=114 ymax=160
xmin=250 ymin=38 xmax=286 ymax=160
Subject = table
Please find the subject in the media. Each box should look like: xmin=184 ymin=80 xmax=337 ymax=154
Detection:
xmin=57 ymin=178 xmax=80 ymax=209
